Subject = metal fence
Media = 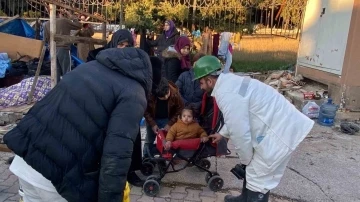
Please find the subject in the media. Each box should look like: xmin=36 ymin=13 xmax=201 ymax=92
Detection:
xmin=0 ymin=0 xmax=306 ymax=39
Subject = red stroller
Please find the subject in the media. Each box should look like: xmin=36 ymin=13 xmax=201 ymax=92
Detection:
xmin=141 ymin=130 xmax=230 ymax=197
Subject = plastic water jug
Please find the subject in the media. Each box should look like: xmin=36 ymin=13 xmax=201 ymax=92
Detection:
xmin=317 ymin=98 xmax=338 ymax=126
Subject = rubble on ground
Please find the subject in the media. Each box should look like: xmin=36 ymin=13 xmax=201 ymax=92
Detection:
xmin=0 ymin=112 xmax=23 ymax=126
xmin=0 ymin=112 xmax=23 ymax=144
xmin=264 ymin=70 xmax=305 ymax=91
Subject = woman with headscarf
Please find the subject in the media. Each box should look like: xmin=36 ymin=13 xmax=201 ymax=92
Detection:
xmin=86 ymin=29 xmax=134 ymax=62
xmin=147 ymin=20 xmax=180 ymax=58
xmin=162 ymin=36 xmax=192 ymax=83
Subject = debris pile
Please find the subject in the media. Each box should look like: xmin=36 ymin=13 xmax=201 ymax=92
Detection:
xmin=264 ymin=71 xmax=305 ymax=91
xmin=0 ymin=112 xmax=23 ymax=145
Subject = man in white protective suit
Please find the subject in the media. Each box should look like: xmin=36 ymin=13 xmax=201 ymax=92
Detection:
xmin=192 ymin=55 xmax=314 ymax=202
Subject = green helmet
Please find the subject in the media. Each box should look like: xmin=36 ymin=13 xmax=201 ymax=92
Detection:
xmin=193 ymin=55 xmax=222 ymax=80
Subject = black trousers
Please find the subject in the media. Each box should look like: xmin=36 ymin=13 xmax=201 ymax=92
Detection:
xmin=129 ymin=129 xmax=142 ymax=172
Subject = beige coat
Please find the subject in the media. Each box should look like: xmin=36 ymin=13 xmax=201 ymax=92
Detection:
xmin=76 ymin=25 xmax=95 ymax=61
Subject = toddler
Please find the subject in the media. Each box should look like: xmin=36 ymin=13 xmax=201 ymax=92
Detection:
xmin=165 ymin=105 xmax=209 ymax=150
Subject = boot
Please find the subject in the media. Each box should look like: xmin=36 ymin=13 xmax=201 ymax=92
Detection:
xmin=246 ymin=190 xmax=270 ymax=202
xmin=224 ymin=180 xmax=247 ymax=202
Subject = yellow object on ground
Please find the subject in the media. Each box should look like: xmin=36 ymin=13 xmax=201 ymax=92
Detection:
xmin=123 ymin=181 xmax=131 ymax=202
xmin=18 ymin=182 xmax=131 ymax=202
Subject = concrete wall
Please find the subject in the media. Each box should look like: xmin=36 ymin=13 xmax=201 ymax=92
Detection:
xmin=297 ymin=0 xmax=360 ymax=110
xmin=340 ymin=0 xmax=360 ymax=109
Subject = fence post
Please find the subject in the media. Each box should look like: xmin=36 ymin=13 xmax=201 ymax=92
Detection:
xmin=50 ymin=3 xmax=57 ymax=88
xmin=120 ymin=0 xmax=124 ymax=28
xmin=102 ymin=22 xmax=106 ymax=42
xmin=271 ymin=0 xmax=275 ymax=35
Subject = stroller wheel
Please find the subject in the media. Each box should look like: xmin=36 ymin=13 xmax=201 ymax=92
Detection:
xmin=197 ymin=159 xmax=211 ymax=171
xmin=146 ymin=175 xmax=159 ymax=181
xmin=143 ymin=179 xmax=160 ymax=197
xmin=142 ymin=158 xmax=156 ymax=166
xmin=141 ymin=162 xmax=155 ymax=176
xmin=208 ymin=176 xmax=224 ymax=192
xmin=205 ymin=172 xmax=219 ymax=183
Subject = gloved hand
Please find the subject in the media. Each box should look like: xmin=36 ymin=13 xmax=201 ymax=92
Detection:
xmin=231 ymin=164 xmax=246 ymax=180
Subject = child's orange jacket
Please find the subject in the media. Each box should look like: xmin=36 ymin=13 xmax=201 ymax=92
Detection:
xmin=166 ymin=119 xmax=207 ymax=141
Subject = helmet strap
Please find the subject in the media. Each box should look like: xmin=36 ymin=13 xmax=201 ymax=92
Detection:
xmin=209 ymin=69 xmax=222 ymax=76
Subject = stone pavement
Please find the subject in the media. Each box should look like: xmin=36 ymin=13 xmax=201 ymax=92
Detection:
xmin=128 ymin=184 xmax=290 ymax=202
xmin=1 ymin=124 xmax=360 ymax=201
xmin=0 ymin=152 xmax=20 ymax=202
xmin=0 ymin=152 xmax=290 ymax=202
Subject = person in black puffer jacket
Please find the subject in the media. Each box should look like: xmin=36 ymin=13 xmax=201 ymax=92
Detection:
xmin=88 ymin=29 xmax=146 ymax=188
xmin=4 ymin=48 xmax=152 ymax=202
xmin=175 ymin=52 xmax=205 ymax=111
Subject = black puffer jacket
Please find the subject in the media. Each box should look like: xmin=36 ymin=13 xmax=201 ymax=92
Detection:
xmin=175 ymin=69 xmax=203 ymax=110
xmin=162 ymin=46 xmax=184 ymax=83
xmin=4 ymin=48 xmax=152 ymax=202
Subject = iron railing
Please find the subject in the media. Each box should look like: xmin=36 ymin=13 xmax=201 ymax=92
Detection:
xmin=0 ymin=0 xmax=306 ymax=39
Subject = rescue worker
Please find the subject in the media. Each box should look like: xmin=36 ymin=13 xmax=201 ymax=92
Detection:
xmin=192 ymin=56 xmax=314 ymax=202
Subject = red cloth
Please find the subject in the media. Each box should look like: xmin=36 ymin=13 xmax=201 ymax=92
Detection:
xmin=171 ymin=138 xmax=201 ymax=150
xmin=156 ymin=130 xmax=201 ymax=155
xmin=228 ymin=43 xmax=233 ymax=54
xmin=200 ymin=93 xmax=219 ymax=131
xmin=200 ymin=93 xmax=220 ymax=148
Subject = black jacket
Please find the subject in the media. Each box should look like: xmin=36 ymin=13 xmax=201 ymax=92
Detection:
xmin=148 ymin=30 xmax=180 ymax=55
xmin=162 ymin=47 xmax=183 ymax=83
xmin=87 ymin=47 xmax=104 ymax=62
xmin=175 ymin=69 xmax=203 ymax=110
xmin=4 ymin=48 xmax=152 ymax=202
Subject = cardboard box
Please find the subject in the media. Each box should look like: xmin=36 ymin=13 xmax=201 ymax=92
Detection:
xmin=0 ymin=32 xmax=44 ymax=60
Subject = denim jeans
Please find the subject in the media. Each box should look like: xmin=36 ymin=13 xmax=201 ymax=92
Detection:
xmin=143 ymin=119 xmax=168 ymax=158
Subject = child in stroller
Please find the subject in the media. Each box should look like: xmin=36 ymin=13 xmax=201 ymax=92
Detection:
xmin=141 ymin=106 xmax=229 ymax=197
xmin=164 ymin=105 xmax=209 ymax=150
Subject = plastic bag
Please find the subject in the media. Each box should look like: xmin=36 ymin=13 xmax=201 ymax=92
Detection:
xmin=302 ymin=101 xmax=320 ymax=119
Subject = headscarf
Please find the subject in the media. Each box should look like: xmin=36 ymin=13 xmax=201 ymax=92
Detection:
xmin=164 ymin=20 xmax=175 ymax=39
xmin=105 ymin=29 xmax=134 ymax=49
xmin=174 ymin=36 xmax=191 ymax=69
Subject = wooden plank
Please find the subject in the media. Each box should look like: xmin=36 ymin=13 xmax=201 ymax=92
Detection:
xmin=28 ymin=0 xmax=107 ymax=22
xmin=0 ymin=144 xmax=12 ymax=153
xmin=50 ymin=4 xmax=57 ymax=88
xmin=0 ymin=15 xmax=19 ymax=27
xmin=0 ymin=104 xmax=34 ymax=113
xmin=27 ymin=45 xmax=47 ymax=105
xmin=35 ymin=19 xmax=40 ymax=39
xmin=0 ymin=33 xmax=43 ymax=60
xmin=54 ymin=34 xmax=107 ymax=45
xmin=102 ymin=22 xmax=107 ymax=43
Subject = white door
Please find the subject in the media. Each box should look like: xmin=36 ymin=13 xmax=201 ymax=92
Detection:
xmin=297 ymin=0 xmax=354 ymax=75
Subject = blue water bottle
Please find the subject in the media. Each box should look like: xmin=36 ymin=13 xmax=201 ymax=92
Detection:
xmin=317 ymin=98 xmax=338 ymax=126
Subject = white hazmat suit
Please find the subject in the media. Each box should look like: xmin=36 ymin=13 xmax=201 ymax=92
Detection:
xmin=212 ymin=73 xmax=314 ymax=194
